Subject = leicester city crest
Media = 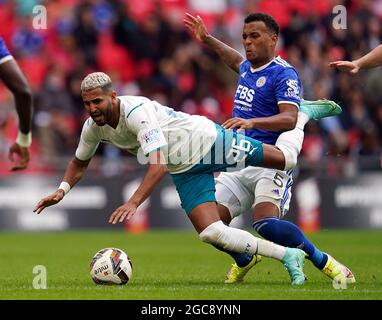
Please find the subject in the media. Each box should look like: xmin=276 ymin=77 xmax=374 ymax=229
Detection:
xmin=256 ymin=76 xmax=266 ymax=87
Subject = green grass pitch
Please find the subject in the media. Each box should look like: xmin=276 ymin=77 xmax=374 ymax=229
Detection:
xmin=0 ymin=230 xmax=381 ymax=300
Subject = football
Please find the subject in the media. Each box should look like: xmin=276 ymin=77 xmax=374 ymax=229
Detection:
xmin=90 ymin=248 xmax=133 ymax=285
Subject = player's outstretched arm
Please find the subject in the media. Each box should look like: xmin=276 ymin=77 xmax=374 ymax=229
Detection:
xmin=33 ymin=157 xmax=90 ymax=214
xmin=108 ymin=150 xmax=168 ymax=224
xmin=0 ymin=59 xmax=33 ymax=171
xmin=329 ymin=60 xmax=360 ymax=74
xmin=184 ymin=12 xmax=244 ymax=73
xmin=330 ymin=44 xmax=382 ymax=74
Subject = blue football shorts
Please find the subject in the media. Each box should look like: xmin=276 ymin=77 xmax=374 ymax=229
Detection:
xmin=171 ymin=124 xmax=264 ymax=214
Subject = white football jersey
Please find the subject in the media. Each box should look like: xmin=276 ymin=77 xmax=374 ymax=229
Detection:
xmin=75 ymin=95 xmax=217 ymax=173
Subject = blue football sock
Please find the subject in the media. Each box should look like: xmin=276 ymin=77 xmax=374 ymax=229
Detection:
xmin=253 ymin=217 xmax=328 ymax=269
xmin=212 ymin=245 xmax=253 ymax=267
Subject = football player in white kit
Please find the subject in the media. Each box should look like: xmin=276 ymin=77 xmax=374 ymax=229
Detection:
xmin=32 ymin=72 xmax=321 ymax=285
xmin=184 ymin=12 xmax=355 ymax=284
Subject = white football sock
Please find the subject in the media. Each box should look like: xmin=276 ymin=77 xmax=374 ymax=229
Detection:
xmin=256 ymin=237 xmax=286 ymax=260
xmin=275 ymin=112 xmax=307 ymax=170
xmin=199 ymin=221 xmax=286 ymax=260
xmin=296 ymin=111 xmax=309 ymax=129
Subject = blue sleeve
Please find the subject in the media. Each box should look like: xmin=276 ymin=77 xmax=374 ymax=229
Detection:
xmin=0 ymin=37 xmax=12 ymax=62
xmin=274 ymin=68 xmax=301 ymax=108
xmin=239 ymin=59 xmax=251 ymax=74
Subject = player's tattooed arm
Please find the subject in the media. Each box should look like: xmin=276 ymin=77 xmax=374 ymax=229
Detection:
xmin=204 ymin=35 xmax=245 ymax=73
xmin=184 ymin=13 xmax=244 ymax=73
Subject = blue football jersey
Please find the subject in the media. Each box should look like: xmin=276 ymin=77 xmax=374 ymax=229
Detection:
xmin=233 ymin=56 xmax=301 ymax=144
xmin=0 ymin=37 xmax=12 ymax=64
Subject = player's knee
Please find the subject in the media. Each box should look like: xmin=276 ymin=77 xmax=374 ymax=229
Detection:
xmin=217 ymin=204 xmax=233 ymax=225
xmin=279 ymin=146 xmax=297 ymax=170
xmin=199 ymin=221 xmax=226 ymax=245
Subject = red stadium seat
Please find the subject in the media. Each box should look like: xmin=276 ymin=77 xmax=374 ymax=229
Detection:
xmin=258 ymin=0 xmax=291 ymax=29
xmin=0 ymin=4 xmax=16 ymax=45
xmin=96 ymin=33 xmax=136 ymax=82
xmin=17 ymin=57 xmax=47 ymax=90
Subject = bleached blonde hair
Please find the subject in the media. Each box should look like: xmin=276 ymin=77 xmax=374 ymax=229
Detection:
xmin=80 ymin=72 xmax=112 ymax=92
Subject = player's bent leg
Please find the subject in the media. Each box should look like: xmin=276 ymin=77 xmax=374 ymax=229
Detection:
xmin=251 ymin=177 xmax=331 ymax=275
xmin=252 ymin=202 xmax=279 ymax=222
xmin=227 ymin=99 xmax=343 ymax=173
xmin=259 ymin=144 xmax=286 ymax=171
xmin=253 ymin=213 xmax=355 ymax=281
xmin=248 ymin=118 xmax=302 ymax=172
xmin=172 ymin=139 xmax=306 ymax=284
xmin=217 ymin=203 xmax=232 ymax=225
xmin=212 ymin=202 xmax=257 ymax=276
xmin=190 ymin=203 xmax=306 ymax=285
xmin=213 ymin=125 xmax=294 ymax=173
xmin=172 ymin=171 xmax=259 ymax=281
xmin=253 ymin=215 xmax=330 ymax=272
xmin=217 ymin=201 xmax=263 ymax=284
xmin=216 ymin=201 xmax=257 ymax=274
xmin=197 ymin=219 xmax=305 ymax=285
xmin=221 ymin=203 xmax=279 ymax=284
xmin=215 ymin=180 xmax=261 ymax=283
xmin=188 ymin=202 xmax=222 ymax=234
xmin=246 ymin=184 xmax=308 ymax=285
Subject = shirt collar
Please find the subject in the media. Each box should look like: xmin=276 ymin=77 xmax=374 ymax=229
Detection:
xmin=250 ymin=56 xmax=276 ymax=73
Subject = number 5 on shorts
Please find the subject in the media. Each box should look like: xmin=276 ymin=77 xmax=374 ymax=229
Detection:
xmin=273 ymin=172 xmax=284 ymax=188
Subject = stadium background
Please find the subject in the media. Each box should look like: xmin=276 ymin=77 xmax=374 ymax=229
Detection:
xmin=0 ymin=0 xmax=381 ymax=233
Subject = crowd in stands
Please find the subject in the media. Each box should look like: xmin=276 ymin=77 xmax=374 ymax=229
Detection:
xmin=0 ymin=0 xmax=381 ymax=175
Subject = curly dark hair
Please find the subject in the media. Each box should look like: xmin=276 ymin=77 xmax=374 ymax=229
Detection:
xmin=244 ymin=13 xmax=279 ymax=35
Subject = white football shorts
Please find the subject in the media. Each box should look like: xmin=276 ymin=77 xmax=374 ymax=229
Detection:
xmin=215 ymin=166 xmax=293 ymax=219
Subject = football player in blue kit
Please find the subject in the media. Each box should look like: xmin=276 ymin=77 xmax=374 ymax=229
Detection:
xmin=0 ymin=36 xmax=33 ymax=170
xmin=185 ymin=12 xmax=355 ymax=284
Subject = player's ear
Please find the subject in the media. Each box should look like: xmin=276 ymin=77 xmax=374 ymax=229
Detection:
xmin=111 ymin=90 xmax=117 ymax=100
xmin=271 ymin=33 xmax=278 ymax=46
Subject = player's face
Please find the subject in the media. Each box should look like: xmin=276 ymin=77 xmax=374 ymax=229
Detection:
xmin=242 ymin=21 xmax=277 ymax=67
xmin=82 ymin=87 xmax=116 ymax=126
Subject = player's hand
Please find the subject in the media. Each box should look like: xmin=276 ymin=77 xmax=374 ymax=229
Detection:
xmin=184 ymin=12 xmax=209 ymax=42
xmin=329 ymin=60 xmax=360 ymax=75
xmin=8 ymin=142 xmax=30 ymax=171
xmin=222 ymin=117 xmax=254 ymax=130
xmin=108 ymin=201 xmax=137 ymax=224
xmin=33 ymin=190 xmax=65 ymax=214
